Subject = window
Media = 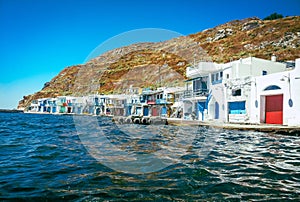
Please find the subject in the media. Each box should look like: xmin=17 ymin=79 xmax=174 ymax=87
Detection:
xmin=201 ymin=81 xmax=208 ymax=91
xmin=232 ymin=89 xmax=241 ymax=96
xmin=193 ymin=77 xmax=208 ymax=93
xmin=264 ymin=85 xmax=281 ymax=91
xmin=193 ymin=79 xmax=201 ymax=92
xmin=226 ymin=74 xmax=230 ymax=79
xmin=211 ymin=74 xmax=215 ymax=83
xmin=262 ymin=70 xmax=267 ymax=76
xmin=212 ymin=72 xmax=223 ymax=85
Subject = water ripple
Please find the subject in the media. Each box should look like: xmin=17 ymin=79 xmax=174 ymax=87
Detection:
xmin=0 ymin=112 xmax=299 ymax=201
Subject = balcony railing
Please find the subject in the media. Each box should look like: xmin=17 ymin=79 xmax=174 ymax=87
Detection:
xmin=156 ymin=99 xmax=168 ymax=104
xmin=183 ymin=89 xmax=208 ymax=98
xmin=146 ymin=100 xmax=156 ymax=105
xmin=212 ymin=79 xmax=222 ymax=85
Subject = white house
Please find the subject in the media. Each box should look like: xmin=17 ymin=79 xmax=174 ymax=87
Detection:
xmin=183 ymin=56 xmax=291 ymax=124
xmin=28 ymin=100 xmax=39 ymax=112
xmin=56 ymin=96 xmax=76 ymax=114
xmin=250 ymin=58 xmax=300 ymax=126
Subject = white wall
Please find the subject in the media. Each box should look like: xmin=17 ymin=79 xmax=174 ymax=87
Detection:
xmin=287 ymin=58 xmax=300 ymax=126
xmin=230 ymin=57 xmax=286 ymax=79
xmin=208 ymin=83 xmax=226 ymax=122
xmin=254 ymin=74 xmax=286 ymax=124
xmin=251 ymin=57 xmax=286 ymax=76
xmin=225 ymin=76 xmax=252 ymax=123
xmin=253 ymin=58 xmax=300 ymax=126
xmin=184 ymin=57 xmax=299 ymax=125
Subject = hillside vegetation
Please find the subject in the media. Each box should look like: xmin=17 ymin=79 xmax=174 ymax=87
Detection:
xmin=18 ymin=16 xmax=300 ymax=109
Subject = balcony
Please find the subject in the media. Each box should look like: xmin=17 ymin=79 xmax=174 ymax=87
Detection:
xmin=183 ymin=89 xmax=208 ymax=99
xmin=212 ymin=79 xmax=223 ymax=85
xmin=47 ymin=102 xmax=57 ymax=107
xmin=156 ymin=99 xmax=168 ymax=104
xmin=186 ymin=62 xmax=219 ymax=78
xmin=147 ymin=100 xmax=156 ymax=105
xmin=186 ymin=67 xmax=202 ymax=78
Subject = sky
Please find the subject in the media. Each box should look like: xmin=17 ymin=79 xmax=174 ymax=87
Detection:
xmin=0 ymin=0 xmax=299 ymax=109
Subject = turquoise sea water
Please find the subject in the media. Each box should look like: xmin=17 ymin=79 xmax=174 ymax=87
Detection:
xmin=0 ymin=112 xmax=299 ymax=201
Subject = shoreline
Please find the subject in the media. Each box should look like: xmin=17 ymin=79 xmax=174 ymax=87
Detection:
xmin=167 ymin=118 xmax=300 ymax=136
xmin=8 ymin=111 xmax=300 ymax=135
xmin=0 ymin=109 xmax=24 ymax=113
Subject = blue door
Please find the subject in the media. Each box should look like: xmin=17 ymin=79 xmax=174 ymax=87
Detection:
xmin=96 ymin=108 xmax=101 ymax=115
xmin=198 ymin=102 xmax=206 ymax=121
xmin=143 ymin=106 xmax=149 ymax=116
xmin=127 ymin=106 xmax=132 ymax=116
xmin=161 ymin=106 xmax=167 ymax=116
xmin=215 ymin=102 xmax=219 ymax=119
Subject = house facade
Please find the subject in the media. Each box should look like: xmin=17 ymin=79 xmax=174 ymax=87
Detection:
xmin=182 ymin=56 xmax=299 ymax=126
xmin=250 ymin=58 xmax=300 ymax=126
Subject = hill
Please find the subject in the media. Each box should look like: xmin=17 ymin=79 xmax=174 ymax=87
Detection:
xmin=18 ymin=16 xmax=300 ymax=109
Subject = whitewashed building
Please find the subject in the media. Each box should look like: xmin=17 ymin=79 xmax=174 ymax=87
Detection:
xmin=222 ymin=57 xmax=287 ymax=123
xmin=183 ymin=56 xmax=299 ymax=126
xmin=250 ymin=58 xmax=300 ymax=126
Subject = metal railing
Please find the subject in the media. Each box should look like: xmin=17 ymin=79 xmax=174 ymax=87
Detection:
xmin=183 ymin=89 xmax=209 ymax=98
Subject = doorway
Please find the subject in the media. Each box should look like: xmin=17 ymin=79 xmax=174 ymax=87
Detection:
xmin=265 ymin=94 xmax=283 ymax=124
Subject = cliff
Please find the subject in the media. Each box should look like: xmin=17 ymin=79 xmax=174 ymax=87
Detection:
xmin=18 ymin=16 xmax=300 ymax=109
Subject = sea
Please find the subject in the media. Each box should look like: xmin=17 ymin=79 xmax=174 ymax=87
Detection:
xmin=0 ymin=112 xmax=299 ymax=201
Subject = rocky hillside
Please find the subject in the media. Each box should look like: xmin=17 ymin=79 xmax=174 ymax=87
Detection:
xmin=18 ymin=16 xmax=300 ymax=109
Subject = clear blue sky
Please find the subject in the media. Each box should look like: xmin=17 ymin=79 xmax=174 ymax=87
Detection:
xmin=0 ymin=0 xmax=299 ymax=109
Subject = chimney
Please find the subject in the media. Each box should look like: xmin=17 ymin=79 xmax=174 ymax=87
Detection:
xmin=271 ymin=54 xmax=277 ymax=62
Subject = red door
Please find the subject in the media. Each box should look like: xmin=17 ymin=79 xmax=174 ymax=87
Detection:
xmin=265 ymin=95 xmax=283 ymax=124
xmin=152 ymin=107 xmax=158 ymax=116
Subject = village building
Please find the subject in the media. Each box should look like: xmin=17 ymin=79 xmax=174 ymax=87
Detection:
xmin=25 ymin=56 xmax=299 ymax=127
xmin=183 ymin=56 xmax=300 ymax=126
xmin=251 ymin=58 xmax=300 ymax=126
